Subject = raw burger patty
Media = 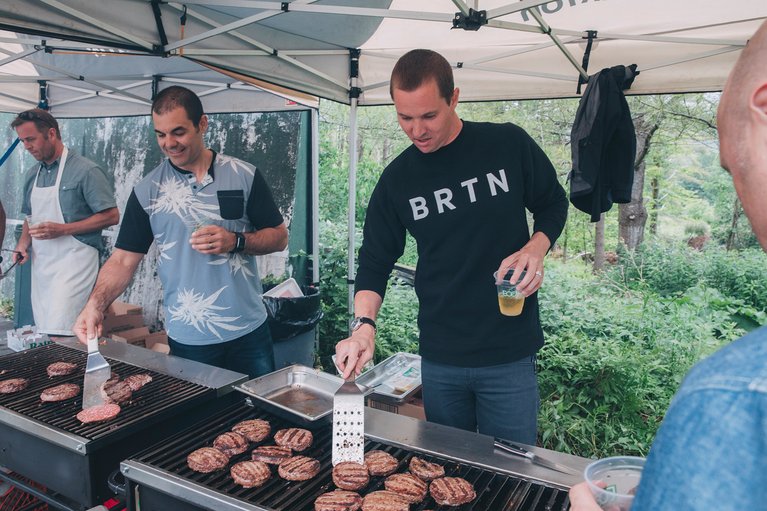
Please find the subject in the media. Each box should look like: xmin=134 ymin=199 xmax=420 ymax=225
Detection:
xmin=213 ymin=431 xmax=249 ymax=456
xmin=0 ymin=378 xmax=28 ymax=394
xmin=123 ymin=373 xmax=152 ymax=391
xmin=429 ymin=476 xmax=477 ymax=506
xmin=251 ymin=445 xmax=293 ymax=465
xmin=409 ymin=456 xmax=445 ymax=481
xmin=232 ymin=419 xmax=271 ymax=442
xmin=77 ymin=403 xmax=121 ymax=423
xmin=384 ymin=472 xmax=428 ymax=503
xmin=314 ymin=490 xmax=363 ymax=511
xmin=274 ymin=427 xmax=313 ymax=451
xmin=230 ymin=460 xmax=271 ymax=488
xmin=364 ymin=450 xmax=398 ymax=476
xmin=101 ymin=377 xmax=132 ymax=404
xmin=278 ymin=456 xmax=320 ymax=481
xmin=361 ymin=490 xmax=409 ymax=511
xmin=41 ymin=383 xmax=80 ymax=402
xmin=46 ymin=361 xmax=78 ymax=377
xmin=187 ymin=447 xmax=230 ymax=473
xmin=332 ymin=461 xmax=369 ymax=491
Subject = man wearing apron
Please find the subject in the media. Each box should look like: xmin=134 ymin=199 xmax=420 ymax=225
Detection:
xmin=12 ymin=109 xmax=119 ymax=337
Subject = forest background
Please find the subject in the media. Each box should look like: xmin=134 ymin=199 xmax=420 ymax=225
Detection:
xmin=315 ymin=94 xmax=767 ymax=460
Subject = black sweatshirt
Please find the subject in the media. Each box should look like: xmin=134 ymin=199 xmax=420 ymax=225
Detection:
xmin=356 ymin=121 xmax=568 ymax=367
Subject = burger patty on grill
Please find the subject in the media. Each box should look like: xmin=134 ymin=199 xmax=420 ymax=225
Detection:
xmin=278 ymin=455 xmax=320 ymax=481
xmin=230 ymin=460 xmax=271 ymax=488
xmin=314 ymin=490 xmax=363 ymax=511
xmin=213 ymin=431 xmax=249 ymax=456
xmin=360 ymin=490 xmax=410 ymax=511
xmin=384 ymin=472 xmax=428 ymax=503
xmin=100 ymin=377 xmax=132 ymax=404
xmin=429 ymin=476 xmax=477 ymax=506
xmin=77 ymin=403 xmax=121 ymax=424
xmin=123 ymin=373 xmax=153 ymax=392
xmin=46 ymin=361 xmax=78 ymax=377
xmin=364 ymin=450 xmax=398 ymax=476
xmin=274 ymin=427 xmax=313 ymax=451
xmin=332 ymin=461 xmax=369 ymax=491
xmin=251 ymin=445 xmax=293 ymax=465
xmin=40 ymin=383 xmax=80 ymax=402
xmin=0 ymin=378 xmax=29 ymax=394
xmin=187 ymin=447 xmax=230 ymax=473
xmin=232 ymin=418 xmax=271 ymax=443
xmin=408 ymin=456 xmax=445 ymax=481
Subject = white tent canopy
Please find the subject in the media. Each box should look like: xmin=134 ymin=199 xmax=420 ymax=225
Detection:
xmin=1 ymin=0 xmax=765 ymax=108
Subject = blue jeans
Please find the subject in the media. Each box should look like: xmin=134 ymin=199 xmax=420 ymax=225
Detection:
xmin=421 ymin=356 xmax=539 ymax=444
xmin=168 ymin=322 xmax=275 ymax=378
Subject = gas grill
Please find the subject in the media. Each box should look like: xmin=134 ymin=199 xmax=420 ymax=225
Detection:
xmin=0 ymin=340 xmax=246 ymax=509
xmin=122 ymin=400 xmax=589 ymax=511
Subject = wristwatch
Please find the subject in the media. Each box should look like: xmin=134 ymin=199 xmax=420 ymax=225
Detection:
xmin=350 ymin=316 xmax=376 ymax=333
xmin=230 ymin=232 xmax=246 ymax=253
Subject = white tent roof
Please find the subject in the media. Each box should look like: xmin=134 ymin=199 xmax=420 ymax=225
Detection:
xmin=1 ymin=0 xmax=765 ymax=109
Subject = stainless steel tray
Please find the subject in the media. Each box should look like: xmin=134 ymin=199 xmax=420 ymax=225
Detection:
xmin=357 ymin=352 xmax=422 ymax=404
xmin=234 ymin=365 xmax=373 ymax=427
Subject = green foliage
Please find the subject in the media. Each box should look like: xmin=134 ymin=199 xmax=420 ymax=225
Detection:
xmin=684 ymin=220 xmax=709 ymax=237
xmin=537 ymin=259 xmax=746 ymax=458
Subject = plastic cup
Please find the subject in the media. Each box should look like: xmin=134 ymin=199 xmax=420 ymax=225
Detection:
xmin=493 ymin=269 xmax=526 ymax=316
xmin=584 ymin=456 xmax=645 ymax=511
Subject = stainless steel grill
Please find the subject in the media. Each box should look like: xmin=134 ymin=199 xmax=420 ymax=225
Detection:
xmin=123 ymin=401 xmax=573 ymax=511
xmin=0 ymin=341 xmax=245 ymax=508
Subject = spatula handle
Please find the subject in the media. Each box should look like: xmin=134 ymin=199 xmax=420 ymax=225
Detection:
xmin=87 ymin=336 xmax=99 ymax=354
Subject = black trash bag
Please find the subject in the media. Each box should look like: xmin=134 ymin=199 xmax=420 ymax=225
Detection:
xmin=263 ymin=285 xmax=323 ymax=342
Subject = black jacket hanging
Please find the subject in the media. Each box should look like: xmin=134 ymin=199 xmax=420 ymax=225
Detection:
xmin=569 ymin=64 xmax=638 ymax=222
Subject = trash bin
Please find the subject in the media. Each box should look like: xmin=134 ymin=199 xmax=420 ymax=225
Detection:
xmin=263 ymin=285 xmax=322 ymax=369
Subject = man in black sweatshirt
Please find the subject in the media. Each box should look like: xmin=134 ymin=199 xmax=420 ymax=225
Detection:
xmin=336 ymin=49 xmax=568 ymax=444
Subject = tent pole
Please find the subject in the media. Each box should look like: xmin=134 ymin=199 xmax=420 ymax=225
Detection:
xmin=311 ymin=107 xmax=320 ymax=287
xmin=347 ymin=94 xmax=358 ymax=320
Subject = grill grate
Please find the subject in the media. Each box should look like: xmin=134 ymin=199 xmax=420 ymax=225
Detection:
xmin=0 ymin=343 xmax=212 ymax=442
xmin=132 ymin=402 xmax=571 ymax=511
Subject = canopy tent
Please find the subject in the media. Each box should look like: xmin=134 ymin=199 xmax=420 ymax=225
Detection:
xmin=1 ymin=0 xmax=765 ymax=313
xmin=1 ymin=0 xmax=765 ymax=105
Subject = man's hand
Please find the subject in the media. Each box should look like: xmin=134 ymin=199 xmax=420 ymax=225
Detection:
xmin=73 ymin=305 xmax=105 ymax=345
xmin=190 ymin=225 xmax=235 ymax=255
xmin=28 ymin=221 xmax=69 ymax=240
xmin=12 ymin=245 xmax=29 ymax=265
xmin=495 ymin=232 xmax=551 ymax=297
xmin=335 ymin=326 xmax=376 ymax=379
xmin=569 ymin=481 xmax=611 ymax=511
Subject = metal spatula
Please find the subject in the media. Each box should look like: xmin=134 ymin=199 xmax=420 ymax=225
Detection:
xmin=82 ymin=336 xmax=111 ymax=409
xmin=332 ymin=373 xmax=365 ymax=465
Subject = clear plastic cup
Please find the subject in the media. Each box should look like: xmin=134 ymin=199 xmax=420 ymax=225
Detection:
xmin=584 ymin=456 xmax=645 ymax=511
xmin=493 ymin=269 xmax=526 ymax=317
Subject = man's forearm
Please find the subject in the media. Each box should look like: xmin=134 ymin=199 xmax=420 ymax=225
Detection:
xmin=242 ymin=222 xmax=288 ymax=255
xmin=86 ymin=250 xmax=142 ymax=313
xmin=62 ymin=207 xmax=120 ymax=237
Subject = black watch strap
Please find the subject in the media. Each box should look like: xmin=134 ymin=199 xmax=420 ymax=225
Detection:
xmin=230 ymin=232 xmax=246 ymax=253
xmin=351 ymin=316 xmax=376 ymax=332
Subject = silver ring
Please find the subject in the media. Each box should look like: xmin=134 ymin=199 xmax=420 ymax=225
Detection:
xmin=535 ymin=271 xmax=542 ymax=277
xmin=208 ymin=242 xmax=213 ymax=249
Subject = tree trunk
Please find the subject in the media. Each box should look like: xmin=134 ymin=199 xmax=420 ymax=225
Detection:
xmin=593 ymin=213 xmax=605 ymax=272
xmin=382 ymin=138 xmax=392 ymax=165
xmin=725 ymin=197 xmax=743 ymax=250
xmin=619 ymin=114 xmax=659 ymax=250
xmin=649 ymin=176 xmax=659 ymax=236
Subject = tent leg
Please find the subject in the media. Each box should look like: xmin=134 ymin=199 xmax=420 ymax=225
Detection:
xmin=311 ymin=108 xmax=320 ymax=287
xmin=347 ymin=96 xmax=359 ymax=324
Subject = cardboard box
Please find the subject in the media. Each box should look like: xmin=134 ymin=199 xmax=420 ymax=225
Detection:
xmin=366 ymin=389 xmax=425 ymax=421
xmin=102 ymin=313 xmax=145 ymax=334
xmin=144 ymin=331 xmax=169 ymax=354
xmin=111 ymin=326 xmax=150 ymax=347
xmin=6 ymin=326 xmax=52 ymax=352
xmin=106 ymin=300 xmax=143 ymax=316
